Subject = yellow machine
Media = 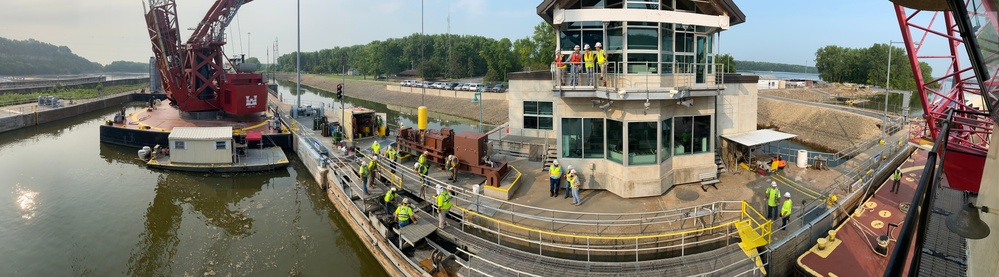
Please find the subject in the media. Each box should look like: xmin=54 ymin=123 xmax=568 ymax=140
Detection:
xmin=339 ymin=107 xmax=387 ymax=142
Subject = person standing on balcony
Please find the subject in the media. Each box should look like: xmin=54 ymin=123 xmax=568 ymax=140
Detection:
xmin=554 ymin=50 xmax=567 ymax=86
xmin=765 ymin=181 xmax=780 ymax=220
xmin=569 ymin=45 xmax=582 ymax=86
xmin=595 ymin=42 xmax=607 ymax=86
xmin=780 ymin=192 xmax=792 ymax=229
xmin=583 ymin=44 xmax=595 ymax=86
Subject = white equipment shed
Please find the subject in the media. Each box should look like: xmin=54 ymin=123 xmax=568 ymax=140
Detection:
xmin=168 ymin=127 xmax=233 ymax=164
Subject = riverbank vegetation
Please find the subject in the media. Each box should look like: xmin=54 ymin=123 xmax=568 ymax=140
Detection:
xmin=814 ymin=44 xmax=935 ymax=91
xmin=0 ymin=83 xmax=148 ymax=107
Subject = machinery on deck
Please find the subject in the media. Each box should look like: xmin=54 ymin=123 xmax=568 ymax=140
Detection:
xmin=396 ymin=127 xmax=510 ymax=187
xmin=143 ymin=0 xmax=266 ymax=115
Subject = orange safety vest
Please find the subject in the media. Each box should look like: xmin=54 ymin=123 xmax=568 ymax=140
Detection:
xmin=555 ymin=55 xmax=566 ymax=68
xmin=569 ymin=51 xmax=582 ymax=65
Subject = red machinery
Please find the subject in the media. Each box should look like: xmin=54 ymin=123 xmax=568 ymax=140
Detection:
xmin=144 ymin=0 xmax=266 ymax=115
xmin=893 ymin=1 xmax=996 ymax=192
xmin=396 ymin=127 xmax=510 ymax=186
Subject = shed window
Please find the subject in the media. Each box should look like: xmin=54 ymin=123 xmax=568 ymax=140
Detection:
xmin=216 ymin=141 xmax=228 ymax=150
xmin=174 ymin=141 xmax=186 ymax=150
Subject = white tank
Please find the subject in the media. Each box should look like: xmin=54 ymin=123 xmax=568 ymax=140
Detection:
xmin=797 ymin=149 xmax=808 ymax=168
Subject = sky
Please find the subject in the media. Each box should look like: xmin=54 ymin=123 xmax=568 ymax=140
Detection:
xmin=0 ymin=0 xmax=939 ymax=70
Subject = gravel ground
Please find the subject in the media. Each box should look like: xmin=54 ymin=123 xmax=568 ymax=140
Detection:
xmin=285 ymin=74 xmax=509 ymax=124
xmin=758 ymin=98 xmax=881 ymax=152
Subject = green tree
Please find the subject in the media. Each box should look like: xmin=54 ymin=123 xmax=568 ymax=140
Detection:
xmin=716 ymin=54 xmax=736 ymax=73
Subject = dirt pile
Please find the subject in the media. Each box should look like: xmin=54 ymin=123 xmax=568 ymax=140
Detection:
xmin=758 ymin=98 xmax=881 ymax=152
xmin=287 ymin=74 xmax=509 ymax=124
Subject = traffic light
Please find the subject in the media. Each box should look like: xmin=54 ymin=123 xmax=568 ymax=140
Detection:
xmin=336 ymin=83 xmax=343 ymax=99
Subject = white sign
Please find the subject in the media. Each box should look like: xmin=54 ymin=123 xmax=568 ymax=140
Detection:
xmin=245 ymin=95 xmax=258 ymax=107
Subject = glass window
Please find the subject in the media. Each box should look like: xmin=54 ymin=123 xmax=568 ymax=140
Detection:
xmin=628 ymin=53 xmax=658 ymax=74
xmin=606 ymin=119 xmax=624 ymax=164
xmin=562 ymin=118 xmax=582 ymax=158
xmin=215 ymin=141 xmax=227 ymax=150
xmin=607 ymin=28 xmax=623 ymax=51
xmin=628 ymin=122 xmax=658 ymax=165
xmin=693 ymin=115 xmax=711 ymax=153
xmin=583 ymin=30 xmax=605 ymax=51
xmin=560 ymin=31 xmax=580 ymax=51
xmin=174 ymin=141 xmax=186 ymax=150
xmin=675 ymin=32 xmax=694 ymax=53
xmin=662 ymin=0 xmax=674 ymax=10
xmin=676 ymin=0 xmax=699 ymax=12
xmin=627 ymin=28 xmax=658 ymax=50
xmin=605 ymin=0 xmax=624 ymax=8
xmin=660 ymin=24 xmax=674 ymax=52
xmin=581 ymin=0 xmax=605 ymax=8
xmin=524 ymin=101 xmax=553 ymax=130
xmin=661 ymin=118 xmax=672 ymax=162
xmin=583 ymin=118 xmax=605 ymax=158
xmin=661 ymin=54 xmax=674 ymax=74
xmin=674 ymin=116 xmax=692 ymax=155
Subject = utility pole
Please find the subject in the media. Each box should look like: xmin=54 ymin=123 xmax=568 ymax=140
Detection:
xmin=421 ymin=0 xmax=425 ymax=107
xmin=296 ymin=0 xmax=301 ymax=109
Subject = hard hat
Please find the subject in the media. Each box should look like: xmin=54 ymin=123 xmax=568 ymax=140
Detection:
xmin=424 ymin=151 xmax=429 ymax=155
xmin=414 ymin=162 xmax=421 ymax=169
xmin=595 ymin=42 xmax=602 ymax=48
xmin=584 ymin=44 xmax=591 ymax=50
xmin=373 ymin=156 xmax=379 ymax=160
xmin=570 ymin=169 xmax=576 ymax=174
xmin=402 ymin=198 xmax=410 ymax=204
xmin=553 ymin=159 xmax=559 ymax=165
xmin=784 ymin=192 xmax=791 ymax=198
xmin=573 ymin=45 xmax=580 ymax=50
xmin=391 ymin=187 xmax=397 ymax=192
xmin=771 ymin=181 xmax=777 ymax=187
xmin=436 ymin=184 xmax=443 ymax=191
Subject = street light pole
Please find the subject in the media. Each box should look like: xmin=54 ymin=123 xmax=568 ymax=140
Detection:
xmin=296 ymin=0 xmax=301 ymax=109
xmin=884 ymin=41 xmax=904 ymax=142
xmin=421 ymin=0 xmax=425 ymax=107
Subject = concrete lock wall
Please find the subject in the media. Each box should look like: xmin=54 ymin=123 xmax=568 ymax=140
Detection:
xmin=0 ymin=78 xmax=148 ymax=95
xmin=0 ymin=93 xmax=133 ymax=134
xmin=385 ymin=85 xmax=507 ymax=101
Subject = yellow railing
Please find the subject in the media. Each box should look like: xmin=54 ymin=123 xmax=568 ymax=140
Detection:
xmin=483 ymin=165 xmax=522 ymax=193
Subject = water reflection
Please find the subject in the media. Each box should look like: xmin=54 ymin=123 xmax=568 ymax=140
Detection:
xmin=14 ymin=184 xmax=38 ymax=220
xmin=125 ymin=170 xmax=287 ymax=276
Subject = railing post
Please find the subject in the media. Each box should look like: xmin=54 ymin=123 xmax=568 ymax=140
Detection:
xmin=635 ymin=238 xmax=639 ymax=262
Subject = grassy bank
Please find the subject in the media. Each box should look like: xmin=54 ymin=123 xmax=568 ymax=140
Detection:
xmin=0 ymin=83 xmax=148 ymax=107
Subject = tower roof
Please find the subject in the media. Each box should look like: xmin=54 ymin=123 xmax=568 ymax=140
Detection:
xmin=537 ymin=0 xmax=746 ymax=26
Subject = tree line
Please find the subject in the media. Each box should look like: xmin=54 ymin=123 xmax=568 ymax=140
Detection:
xmin=814 ymin=44 xmax=934 ymax=90
xmin=0 ymin=37 xmax=152 ymax=75
xmin=276 ymin=22 xmax=556 ymax=82
xmin=735 ymin=60 xmax=816 ymax=73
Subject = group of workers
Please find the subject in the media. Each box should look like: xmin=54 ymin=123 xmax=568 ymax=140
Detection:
xmin=358 ymin=141 xmax=460 ymax=230
xmin=547 ymin=160 xmax=583 ymax=206
xmin=555 ymin=43 xmax=607 ymax=87
xmin=764 ymin=181 xmax=793 ymax=229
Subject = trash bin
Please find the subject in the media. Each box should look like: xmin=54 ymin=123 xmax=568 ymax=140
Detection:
xmin=797 ymin=149 xmax=808 ymax=168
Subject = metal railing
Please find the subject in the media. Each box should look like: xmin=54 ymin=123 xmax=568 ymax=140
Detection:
xmin=551 ymin=61 xmax=726 ymax=92
xmin=758 ymin=116 xmax=907 ymax=168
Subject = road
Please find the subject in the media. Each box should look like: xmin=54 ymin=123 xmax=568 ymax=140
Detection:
xmin=760 ymin=94 xmax=895 ymax=119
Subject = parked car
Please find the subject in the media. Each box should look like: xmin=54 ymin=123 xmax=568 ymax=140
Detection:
xmin=459 ymin=83 xmax=472 ymax=91
xmin=467 ymin=83 xmax=483 ymax=92
xmin=433 ymin=82 xmax=445 ymax=89
xmin=422 ymin=81 xmax=433 ymax=88
xmin=400 ymin=80 xmax=413 ymax=87
xmin=443 ymin=82 xmax=460 ymax=90
xmin=486 ymin=84 xmax=506 ymax=93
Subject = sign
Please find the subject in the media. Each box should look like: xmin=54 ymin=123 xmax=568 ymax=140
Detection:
xmin=246 ymin=95 xmax=258 ymax=107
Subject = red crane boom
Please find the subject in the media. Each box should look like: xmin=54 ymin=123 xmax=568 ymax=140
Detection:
xmin=144 ymin=0 xmax=266 ymax=115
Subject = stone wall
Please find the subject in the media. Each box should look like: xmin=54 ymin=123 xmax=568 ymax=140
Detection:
xmin=0 ymin=93 xmax=133 ymax=133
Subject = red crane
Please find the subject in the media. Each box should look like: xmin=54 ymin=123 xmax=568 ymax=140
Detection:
xmin=893 ymin=1 xmax=995 ymax=192
xmin=144 ymin=0 xmax=266 ymax=115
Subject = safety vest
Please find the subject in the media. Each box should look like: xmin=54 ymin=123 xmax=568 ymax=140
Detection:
xmin=395 ymin=205 xmax=413 ymax=221
xmin=437 ymin=190 xmax=453 ymax=210
xmin=417 ymin=164 xmax=428 ymax=175
xmin=568 ymin=175 xmax=579 ymax=188
xmin=372 ymin=141 xmax=380 ymax=155
xmin=386 ymin=149 xmax=397 ymax=161
xmin=596 ymin=49 xmax=606 ymax=64
xmin=781 ymin=199 xmax=792 ymax=217
xmin=569 ymin=51 xmax=582 ymax=64
xmin=384 ymin=190 xmax=396 ymax=203
xmin=584 ymin=50 xmax=595 ymax=68
xmin=549 ymin=165 xmax=561 ymax=178
xmin=359 ymin=164 xmax=369 ymax=176
xmin=766 ymin=188 xmax=780 ymax=207
xmin=419 ymin=154 xmax=427 ymax=166
xmin=368 ymin=160 xmax=378 ymax=171
xmin=893 ymin=170 xmax=902 ymax=181
xmin=555 ymin=54 xmax=566 ymax=68
xmin=446 ymin=156 xmax=458 ymax=170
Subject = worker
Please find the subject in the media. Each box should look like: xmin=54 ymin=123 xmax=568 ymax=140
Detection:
xmin=549 ymin=160 xmax=562 ymax=197
xmin=569 ymin=169 xmax=582 ymax=206
xmin=890 ymin=167 xmax=902 ymax=194
xmin=568 ymin=45 xmax=582 ymax=86
xmin=419 ymin=151 xmax=429 ymax=168
xmin=554 ymin=50 xmax=567 ymax=86
xmin=374 ymin=115 xmax=383 ymax=138
xmin=564 ymin=165 xmax=574 ymax=199
xmin=595 ymin=42 xmax=607 ymax=86
xmin=765 ymin=181 xmax=781 ymax=220
xmin=385 ymin=146 xmax=397 ymax=174
xmin=371 ymin=140 xmax=381 ymax=157
xmin=777 ymin=156 xmax=787 ymax=171
xmin=436 ymin=186 xmax=453 ymax=229
xmin=395 ymin=198 xmax=417 ymax=228
xmin=415 ymin=162 xmax=429 ymax=187
xmin=583 ymin=44 xmax=595 ymax=86
xmin=368 ymin=156 xmax=379 ymax=189
xmin=780 ymin=192 xmax=792 ymax=229
xmin=359 ymin=162 xmax=371 ymax=194
xmin=445 ymin=154 xmax=459 ymax=182
xmin=384 ymin=187 xmax=398 ymax=215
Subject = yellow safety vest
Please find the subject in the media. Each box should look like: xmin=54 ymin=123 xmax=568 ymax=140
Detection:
xmin=384 ymin=190 xmax=396 ymax=203
xmin=568 ymin=175 xmax=579 ymax=188
xmin=372 ymin=142 xmax=380 ymax=154
xmin=549 ymin=165 xmax=561 ymax=178
xmin=892 ymin=170 xmax=902 ymax=181
xmin=419 ymin=154 xmax=427 ymax=165
xmin=418 ymin=164 xmax=428 ymax=175
xmin=395 ymin=205 xmax=413 ymax=221
xmin=437 ymin=190 xmax=453 ymax=210
xmin=781 ymin=199 xmax=792 ymax=217
xmin=359 ymin=164 xmax=369 ymax=176
xmin=766 ymin=188 xmax=780 ymax=207
xmin=584 ymin=51 xmax=595 ymax=68
xmin=596 ymin=49 xmax=606 ymax=64
xmin=386 ymin=149 xmax=397 ymax=160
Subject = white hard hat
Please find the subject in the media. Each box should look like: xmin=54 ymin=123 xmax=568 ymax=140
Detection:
xmin=567 ymin=165 xmax=573 ymax=170
xmin=784 ymin=192 xmax=791 ymax=198
xmin=553 ymin=160 xmax=559 ymax=165
xmin=584 ymin=44 xmax=591 ymax=50
xmin=573 ymin=45 xmax=580 ymax=50
xmin=570 ymin=169 xmax=576 ymax=174
xmin=595 ymin=42 xmax=602 ymax=48
xmin=391 ymin=187 xmax=397 ymax=192
xmin=414 ymin=162 xmax=421 ymax=169
xmin=771 ymin=181 xmax=777 ymax=187
xmin=436 ymin=184 xmax=443 ymax=191
xmin=403 ymin=198 xmax=410 ymax=204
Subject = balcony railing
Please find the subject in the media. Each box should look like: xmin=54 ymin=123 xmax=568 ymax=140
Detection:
xmin=551 ymin=61 xmax=726 ymax=92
